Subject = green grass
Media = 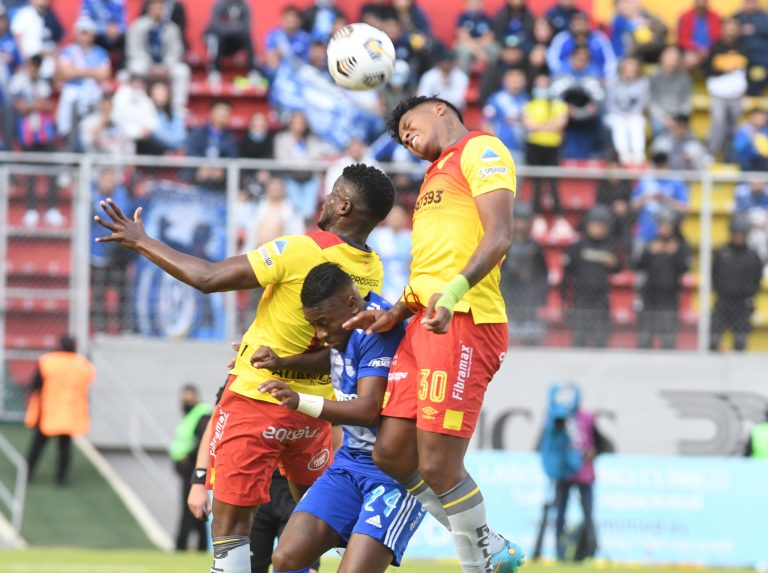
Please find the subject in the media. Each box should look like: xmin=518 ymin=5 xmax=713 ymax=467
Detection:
xmin=0 ymin=423 xmax=152 ymax=549
xmin=0 ymin=550 xmax=755 ymax=573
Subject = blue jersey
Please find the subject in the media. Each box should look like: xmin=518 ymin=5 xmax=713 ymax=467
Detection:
xmin=294 ymin=293 xmax=424 ymax=564
xmin=59 ymin=43 xmax=110 ymax=87
xmin=483 ymin=90 xmax=528 ymax=152
xmin=330 ymin=292 xmax=404 ymax=459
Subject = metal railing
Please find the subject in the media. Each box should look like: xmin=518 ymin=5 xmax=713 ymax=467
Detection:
xmin=0 ymin=429 xmax=27 ymax=537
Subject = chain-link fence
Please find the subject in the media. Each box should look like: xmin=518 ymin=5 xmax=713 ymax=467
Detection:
xmin=1 ymin=152 xmax=767 ymax=419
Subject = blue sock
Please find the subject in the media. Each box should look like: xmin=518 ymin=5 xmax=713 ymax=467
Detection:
xmin=273 ymin=569 xmax=310 ymax=573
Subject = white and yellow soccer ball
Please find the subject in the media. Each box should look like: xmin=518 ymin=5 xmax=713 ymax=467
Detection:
xmin=327 ymin=23 xmax=396 ymax=90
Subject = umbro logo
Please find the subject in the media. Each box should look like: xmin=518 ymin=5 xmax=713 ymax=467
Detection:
xmin=366 ymin=514 xmax=382 ymax=528
xmin=422 ymin=406 xmax=439 ymax=420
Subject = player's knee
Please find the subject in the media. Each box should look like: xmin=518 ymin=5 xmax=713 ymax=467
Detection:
xmin=419 ymin=457 xmax=463 ymax=495
xmin=271 ymin=546 xmax=302 ymax=572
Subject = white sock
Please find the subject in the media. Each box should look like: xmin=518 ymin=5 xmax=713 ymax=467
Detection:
xmin=211 ymin=535 xmax=250 ymax=573
xmin=438 ymin=474 xmax=492 ymax=573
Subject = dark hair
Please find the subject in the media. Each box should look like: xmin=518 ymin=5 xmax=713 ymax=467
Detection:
xmin=210 ymin=100 xmax=232 ymax=111
xmin=59 ymin=334 xmax=76 ymax=353
xmin=651 ymin=151 xmax=669 ymax=166
xmin=340 ymin=163 xmax=395 ymax=223
xmin=282 ymin=5 xmax=301 ymax=16
xmin=300 ymin=263 xmax=353 ymax=308
xmin=386 ymin=96 xmax=464 ymax=145
xmin=181 ymin=383 xmax=199 ymax=394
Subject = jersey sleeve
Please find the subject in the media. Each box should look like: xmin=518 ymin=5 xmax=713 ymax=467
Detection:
xmin=460 ymin=134 xmax=518 ymax=198
xmin=244 ymin=235 xmax=312 ymax=287
xmin=356 ymin=324 xmax=405 ymax=380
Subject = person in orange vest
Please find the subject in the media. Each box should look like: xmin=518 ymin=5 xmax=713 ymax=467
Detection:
xmin=24 ymin=335 xmax=95 ymax=485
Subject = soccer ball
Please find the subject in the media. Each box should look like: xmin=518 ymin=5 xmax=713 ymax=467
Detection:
xmin=327 ymin=23 xmax=396 ymax=90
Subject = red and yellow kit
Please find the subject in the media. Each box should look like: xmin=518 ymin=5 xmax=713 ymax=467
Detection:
xmin=383 ymin=132 xmax=516 ymax=438
xmin=211 ymin=231 xmax=383 ymax=506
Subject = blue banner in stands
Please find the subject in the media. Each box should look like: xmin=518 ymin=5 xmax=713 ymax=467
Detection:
xmin=269 ymin=59 xmax=385 ymax=149
xmin=404 ymin=452 xmax=768 ymax=567
xmin=133 ymin=182 xmax=227 ymax=340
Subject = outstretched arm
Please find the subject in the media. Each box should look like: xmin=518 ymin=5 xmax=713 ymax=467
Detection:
xmin=250 ymin=345 xmax=332 ymax=375
xmin=259 ymin=377 xmax=386 ymax=428
xmin=95 ymin=198 xmax=259 ymax=294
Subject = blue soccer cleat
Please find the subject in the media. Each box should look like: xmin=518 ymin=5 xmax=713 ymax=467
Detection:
xmin=490 ymin=539 xmax=526 ymax=573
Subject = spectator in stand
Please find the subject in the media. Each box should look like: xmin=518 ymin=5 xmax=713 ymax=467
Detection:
xmin=528 ymin=19 xmax=553 ymax=81
xmin=265 ymin=5 xmax=312 ymax=72
xmin=562 ymin=205 xmax=621 ymax=347
xmin=678 ymin=0 xmax=722 ymax=71
xmin=380 ymin=16 xmax=429 ymax=86
xmin=546 ymin=0 xmax=580 ymax=37
xmin=360 ymin=0 xmax=396 ymax=29
xmin=710 ymin=216 xmax=764 ymax=352
xmin=323 ymin=138 xmax=377 ymax=197
xmin=735 ymin=0 xmax=768 ymax=95
xmin=705 ymin=18 xmax=748 ymax=162
xmin=500 ymin=202 xmax=549 ymax=346
xmin=368 ymin=204 xmax=412 ymax=303
xmin=479 ymin=43 xmax=526 ymax=104
xmin=734 ymin=179 xmax=768 ymax=262
xmin=483 ymin=67 xmax=528 ymax=166
xmin=635 ymin=210 xmax=691 ymax=349
xmin=393 ymin=0 xmax=430 ymax=36
xmin=55 ymin=16 xmax=110 ymax=144
xmin=10 ymin=55 xmax=59 ymax=228
xmin=548 ymin=12 xmax=617 ymax=78
xmin=79 ymin=93 xmax=134 ymax=155
xmin=302 ymin=0 xmax=345 ymax=43
xmin=0 ymin=6 xmax=21 ymax=150
xmin=243 ymin=176 xmax=305 ymax=253
xmin=550 ymin=46 xmax=606 ymax=160
xmin=595 ymin=162 xmax=634 ymax=264
xmin=273 ymin=111 xmax=328 ymax=222
xmin=186 ymin=100 xmax=238 ymax=190
xmin=80 ymin=0 xmax=126 ymax=67
xmin=650 ymin=114 xmax=710 ymax=170
xmin=11 ymin=0 xmax=62 ymax=79
xmin=90 ymin=167 xmax=134 ymax=333
xmin=733 ymin=107 xmax=768 ymax=171
xmin=455 ymin=0 xmax=499 ymax=74
xmin=239 ymin=111 xmax=273 ymax=159
xmin=605 ymin=56 xmax=649 ymax=166
xmin=127 ymin=0 xmax=190 ymax=111
xmin=111 ymin=73 xmax=158 ymax=150
xmin=610 ymin=0 xmax=667 ymax=62
xmin=416 ymin=48 xmax=469 ymax=110
xmin=141 ymin=0 xmax=187 ymax=48
xmin=631 ymin=152 xmax=689 ymax=246
xmin=145 ymin=81 xmax=186 ymax=153
xmin=523 ymin=74 xmax=571 ymax=241
xmin=205 ymin=0 xmax=258 ymax=86
xmin=648 ymin=45 xmax=693 ymax=135
xmin=381 ymin=59 xmax=412 ymax=115
xmin=493 ymin=0 xmax=534 ymax=53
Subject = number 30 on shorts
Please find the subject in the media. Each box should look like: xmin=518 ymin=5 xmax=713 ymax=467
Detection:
xmin=418 ymin=369 xmax=447 ymax=403
xmin=364 ymin=485 xmax=402 ymax=517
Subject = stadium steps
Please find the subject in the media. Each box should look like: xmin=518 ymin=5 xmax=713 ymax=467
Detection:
xmin=0 ymin=423 xmax=154 ymax=548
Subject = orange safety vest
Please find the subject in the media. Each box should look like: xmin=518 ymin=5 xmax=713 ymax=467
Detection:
xmin=24 ymin=351 xmax=95 ymax=437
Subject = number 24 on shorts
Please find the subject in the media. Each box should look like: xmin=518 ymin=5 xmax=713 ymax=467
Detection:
xmin=419 ymin=369 xmax=447 ymax=403
xmin=364 ymin=485 xmax=402 ymax=517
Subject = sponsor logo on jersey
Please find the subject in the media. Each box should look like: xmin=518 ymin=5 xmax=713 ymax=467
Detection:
xmin=273 ymin=239 xmax=288 ymax=255
xmin=258 ymin=247 xmax=273 ymax=267
xmin=367 ymin=357 xmax=392 ymax=368
xmin=365 ymin=514 xmax=383 ymax=528
xmin=421 ymin=406 xmax=439 ymax=420
xmin=480 ymin=147 xmax=501 ymax=162
xmin=349 ymin=274 xmax=379 ymax=288
xmin=262 ymin=425 xmax=321 ymax=442
xmin=477 ymin=166 xmax=508 ymax=180
xmin=335 ymin=389 xmax=358 ymax=401
xmin=209 ymin=409 xmax=230 ymax=457
xmin=452 ymin=344 xmax=473 ymax=401
xmin=308 ymin=448 xmax=331 ymax=471
xmin=388 ymin=371 xmax=408 ymax=382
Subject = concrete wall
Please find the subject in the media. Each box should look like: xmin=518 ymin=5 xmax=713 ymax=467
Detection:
xmin=88 ymin=339 xmax=768 ymax=456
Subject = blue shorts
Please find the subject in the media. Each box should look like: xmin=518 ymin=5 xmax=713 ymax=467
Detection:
xmin=294 ymin=450 xmax=425 ymax=566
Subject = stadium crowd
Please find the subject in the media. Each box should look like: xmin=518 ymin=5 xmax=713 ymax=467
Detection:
xmin=2 ymin=0 xmax=767 ymax=350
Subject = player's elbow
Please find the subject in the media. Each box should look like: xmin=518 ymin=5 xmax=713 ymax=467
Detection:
xmin=359 ymin=407 xmax=382 ymax=428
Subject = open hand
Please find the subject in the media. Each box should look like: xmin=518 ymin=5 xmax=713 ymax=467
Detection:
xmin=420 ymin=293 xmax=452 ymax=334
xmin=94 ymin=198 xmax=147 ymax=250
xmin=258 ymin=380 xmax=299 ymax=409
xmin=343 ymin=308 xmax=397 ymax=335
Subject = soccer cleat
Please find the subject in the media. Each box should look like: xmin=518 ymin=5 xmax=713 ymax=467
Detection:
xmin=490 ymin=539 xmax=526 ymax=573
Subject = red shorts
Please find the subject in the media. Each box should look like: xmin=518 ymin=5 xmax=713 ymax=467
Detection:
xmin=207 ymin=377 xmax=333 ymax=507
xmin=382 ymin=312 xmax=508 ymax=439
